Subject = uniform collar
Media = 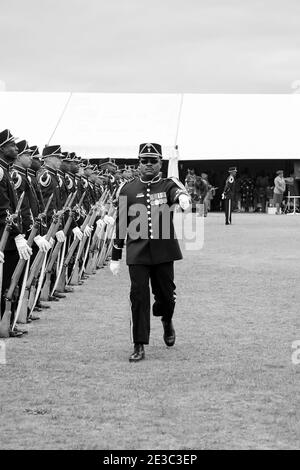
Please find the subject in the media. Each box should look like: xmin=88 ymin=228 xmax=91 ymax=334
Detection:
xmin=13 ymin=164 xmax=26 ymax=175
xmin=0 ymin=157 xmax=11 ymax=170
xmin=139 ymin=174 xmax=162 ymax=184
xmin=57 ymin=169 xmax=64 ymax=176
xmin=28 ymin=168 xmax=35 ymax=176
xmin=44 ymin=165 xmax=56 ymax=176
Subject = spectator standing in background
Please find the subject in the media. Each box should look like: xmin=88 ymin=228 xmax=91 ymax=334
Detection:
xmin=273 ymin=170 xmax=286 ymax=214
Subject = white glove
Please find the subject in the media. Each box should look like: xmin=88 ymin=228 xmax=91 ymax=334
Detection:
xmin=0 ymin=251 xmax=4 ymax=263
xmin=72 ymin=226 xmax=83 ymax=241
xmin=15 ymin=235 xmax=33 ymax=260
xmin=104 ymin=215 xmax=115 ymax=225
xmin=221 ymin=193 xmax=225 ymax=200
xmin=49 ymin=237 xmax=55 ymax=248
xmin=110 ymin=260 xmax=120 ymax=276
xmin=34 ymin=235 xmax=51 ymax=253
xmin=179 ymin=194 xmax=190 ymax=210
xmin=95 ymin=218 xmax=105 ymax=237
xmin=55 ymin=230 xmax=66 ymax=243
xmin=84 ymin=225 xmax=93 ymax=237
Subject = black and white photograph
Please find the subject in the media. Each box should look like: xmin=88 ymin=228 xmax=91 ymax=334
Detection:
xmin=1 ymin=0 xmax=300 ymax=454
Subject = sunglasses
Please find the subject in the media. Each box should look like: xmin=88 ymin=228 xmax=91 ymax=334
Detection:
xmin=140 ymin=157 xmax=160 ymax=165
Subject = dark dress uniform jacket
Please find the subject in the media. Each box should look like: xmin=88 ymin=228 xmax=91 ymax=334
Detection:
xmin=11 ymin=165 xmax=41 ymax=235
xmin=37 ymin=166 xmax=62 ymax=228
xmin=0 ymin=158 xmax=22 ymax=251
xmin=112 ymin=176 xmax=188 ymax=265
xmin=28 ymin=168 xmax=44 ymax=213
xmin=223 ymin=175 xmax=236 ymax=199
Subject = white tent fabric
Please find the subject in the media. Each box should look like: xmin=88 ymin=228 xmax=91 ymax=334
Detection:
xmin=1 ymin=92 xmax=300 ymax=160
xmin=178 ymin=94 xmax=300 ymax=160
xmin=0 ymin=92 xmax=70 ymax=148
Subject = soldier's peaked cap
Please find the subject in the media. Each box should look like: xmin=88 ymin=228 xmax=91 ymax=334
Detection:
xmin=139 ymin=143 xmax=162 ymax=159
xmin=0 ymin=129 xmax=16 ymax=148
xmin=98 ymin=158 xmax=117 ymax=171
xmin=42 ymin=145 xmax=63 ymax=158
xmin=16 ymin=140 xmax=34 ymax=156
xmin=62 ymin=151 xmax=71 ymax=161
xmin=228 ymin=166 xmax=237 ymax=172
xmin=29 ymin=145 xmax=40 ymax=157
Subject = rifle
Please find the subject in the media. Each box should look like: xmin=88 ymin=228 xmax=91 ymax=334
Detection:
xmin=68 ymin=189 xmax=109 ymax=285
xmin=34 ymin=190 xmax=79 ymax=303
xmin=49 ymin=190 xmax=86 ymax=297
xmin=82 ymin=204 xmax=108 ymax=275
xmin=2 ymin=194 xmax=53 ymax=330
xmin=16 ymin=193 xmax=74 ymax=322
xmin=86 ymin=197 xmax=116 ymax=274
xmin=96 ymin=206 xmax=116 ymax=269
xmin=55 ymin=206 xmax=94 ymax=290
xmin=0 ymin=192 xmax=25 ymax=337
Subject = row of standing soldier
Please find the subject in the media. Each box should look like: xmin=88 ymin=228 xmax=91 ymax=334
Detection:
xmin=0 ymin=129 xmax=133 ymax=338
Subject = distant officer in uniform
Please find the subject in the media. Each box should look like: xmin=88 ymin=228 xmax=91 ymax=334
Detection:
xmin=222 ymin=167 xmax=237 ymax=225
xmin=110 ymin=143 xmax=190 ymax=362
xmin=0 ymin=130 xmax=32 ymax=337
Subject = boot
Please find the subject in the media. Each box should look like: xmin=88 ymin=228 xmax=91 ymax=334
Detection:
xmin=129 ymin=343 xmax=145 ymax=362
xmin=161 ymin=319 xmax=176 ymax=347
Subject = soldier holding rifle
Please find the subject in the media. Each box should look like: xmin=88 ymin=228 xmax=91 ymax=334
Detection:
xmin=0 ymin=130 xmax=32 ymax=337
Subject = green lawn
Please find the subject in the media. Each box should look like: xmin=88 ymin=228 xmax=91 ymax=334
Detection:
xmin=1 ymin=212 xmax=300 ymax=449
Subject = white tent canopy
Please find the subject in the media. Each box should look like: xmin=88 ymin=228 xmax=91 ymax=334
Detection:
xmin=1 ymin=92 xmax=300 ymax=160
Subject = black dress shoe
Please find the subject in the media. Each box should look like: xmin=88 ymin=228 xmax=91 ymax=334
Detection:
xmin=14 ymin=326 xmax=28 ymax=334
xmin=37 ymin=302 xmax=50 ymax=309
xmin=33 ymin=307 xmax=42 ymax=312
xmin=28 ymin=314 xmax=40 ymax=321
xmin=64 ymin=286 xmax=74 ymax=293
xmin=129 ymin=343 xmax=145 ymax=362
xmin=161 ymin=320 xmax=176 ymax=347
xmin=9 ymin=329 xmax=23 ymax=338
xmin=53 ymin=292 xmax=66 ymax=299
xmin=48 ymin=296 xmax=60 ymax=302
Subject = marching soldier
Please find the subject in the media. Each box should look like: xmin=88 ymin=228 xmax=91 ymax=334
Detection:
xmin=0 ymin=130 xmax=32 ymax=337
xmin=109 ymin=143 xmax=190 ymax=362
xmin=222 ymin=166 xmax=237 ymax=225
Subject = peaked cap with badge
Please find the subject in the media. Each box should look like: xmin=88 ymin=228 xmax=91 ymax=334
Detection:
xmin=0 ymin=129 xmax=16 ymax=148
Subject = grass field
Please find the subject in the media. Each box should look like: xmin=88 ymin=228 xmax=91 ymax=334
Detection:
xmin=1 ymin=212 xmax=300 ymax=450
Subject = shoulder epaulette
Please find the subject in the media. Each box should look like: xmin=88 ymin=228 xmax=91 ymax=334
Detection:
xmin=115 ymin=180 xmax=131 ymax=199
xmin=38 ymin=169 xmax=51 ymax=187
xmin=65 ymin=173 xmax=73 ymax=190
xmin=11 ymin=169 xmax=23 ymax=189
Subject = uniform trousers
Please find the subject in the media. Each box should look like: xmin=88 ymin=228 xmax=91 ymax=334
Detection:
xmin=128 ymin=262 xmax=176 ymax=344
xmin=224 ymin=198 xmax=233 ymax=224
xmin=1 ymin=249 xmax=19 ymax=320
